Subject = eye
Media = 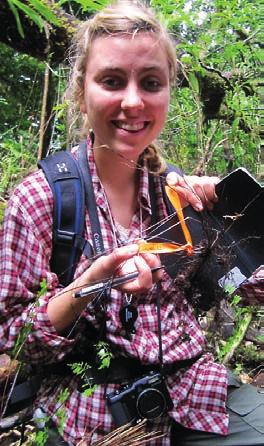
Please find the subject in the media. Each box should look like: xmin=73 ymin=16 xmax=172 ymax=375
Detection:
xmin=100 ymin=76 xmax=125 ymax=90
xmin=141 ymin=77 xmax=162 ymax=92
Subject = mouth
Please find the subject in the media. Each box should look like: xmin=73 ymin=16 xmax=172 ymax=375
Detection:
xmin=112 ymin=121 xmax=148 ymax=132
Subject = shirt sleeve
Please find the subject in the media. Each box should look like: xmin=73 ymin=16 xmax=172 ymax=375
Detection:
xmin=0 ymin=172 xmax=75 ymax=364
xmin=236 ymin=266 xmax=264 ymax=305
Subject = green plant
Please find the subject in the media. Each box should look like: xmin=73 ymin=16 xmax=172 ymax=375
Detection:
xmin=7 ymin=0 xmax=62 ymax=38
xmin=29 ymin=428 xmax=49 ymax=446
xmin=11 ymin=279 xmax=48 ymax=359
xmin=257 ymin=334 xmax=264 ymax=343
xmin=68 ymin=361 xmax=98 ymax=397
xmin=217 ymin=291 xmax=253 ymax=365
xmin=95 ymin=341 xmax=113 ymax=370
xmin=154 ymin=0 xmax=261 ymax=176
xmin=0 ymin=128 xmax=38 ymax=196
xmin=67 ymin=341 xmax=112 ymax=397
xmin=56 ymin=388 xmax=70 ymax=434
xmin=233 ymin=343 xmax=264 ymax=370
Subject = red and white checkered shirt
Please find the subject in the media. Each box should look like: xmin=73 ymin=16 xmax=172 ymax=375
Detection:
xmin=3 ymin=142 xmax=258 ymax=445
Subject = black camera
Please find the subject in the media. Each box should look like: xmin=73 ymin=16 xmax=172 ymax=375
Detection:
xmin=106 ymin=372 xmax=173 ymax=426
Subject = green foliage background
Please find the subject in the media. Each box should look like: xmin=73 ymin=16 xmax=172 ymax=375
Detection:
xmin=0 ymin=0 xmax=261 ymax=199
xmin=0 ymin=44 xmax=47 ymax=196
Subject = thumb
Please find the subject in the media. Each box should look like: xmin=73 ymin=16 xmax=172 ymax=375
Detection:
xmin=166 ymin=172 xmax=203 ymax=211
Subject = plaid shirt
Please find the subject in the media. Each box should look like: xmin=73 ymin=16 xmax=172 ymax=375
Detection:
xmin=2 ymin=142 xmax=260 ymax=445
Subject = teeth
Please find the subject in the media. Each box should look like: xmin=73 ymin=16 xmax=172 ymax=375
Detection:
xmin=115 ymin=121 xmax=145 ymax=131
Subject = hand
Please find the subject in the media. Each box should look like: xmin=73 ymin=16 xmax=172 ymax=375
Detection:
xmin=49 ymin=244 xmax=162 ymax=333
xmin=166 ymin=172 xmax=219 ymax=212
xmin=81 ymin=244 xmax=162 ymax=294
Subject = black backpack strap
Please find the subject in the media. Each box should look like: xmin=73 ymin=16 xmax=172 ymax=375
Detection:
xmin=38 ymin=150 xmax=89 ymax=286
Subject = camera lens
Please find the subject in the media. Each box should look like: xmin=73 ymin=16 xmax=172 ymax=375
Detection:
xmin=136 ymin=388 xmax=166 ymax=420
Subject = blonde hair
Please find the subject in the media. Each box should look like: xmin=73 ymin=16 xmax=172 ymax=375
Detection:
xmin=67 ymin=0 xmax=177 ymax=172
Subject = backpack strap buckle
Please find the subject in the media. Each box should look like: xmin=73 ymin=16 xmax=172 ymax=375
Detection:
xmin=54 ymin=229 xmax=76 ymax=246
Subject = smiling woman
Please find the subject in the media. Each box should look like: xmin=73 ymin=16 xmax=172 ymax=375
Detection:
xmin=67 ymin=0 xmax=177 ymax=174
xmin=1 ymin=1 xmax=263 ymax=446
xmin=80 ymin=33 xmax=170 ymax=163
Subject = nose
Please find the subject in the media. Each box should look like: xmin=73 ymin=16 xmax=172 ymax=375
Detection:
xmin=121 ymin=83 xmax=144 ymax=111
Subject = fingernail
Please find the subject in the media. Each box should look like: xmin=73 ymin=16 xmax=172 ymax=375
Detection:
xmin=195 ymin=203 xmax=203 ymax=212
xmin=128 ymin=244 xmax=139 ymax=254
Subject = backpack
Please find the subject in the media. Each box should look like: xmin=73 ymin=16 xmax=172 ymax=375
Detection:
xmin=38 ymin=141 xmax=183 ymax=287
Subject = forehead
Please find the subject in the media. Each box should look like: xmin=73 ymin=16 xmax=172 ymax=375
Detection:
xmin=86 ymin=32 xmax=170 ymax=75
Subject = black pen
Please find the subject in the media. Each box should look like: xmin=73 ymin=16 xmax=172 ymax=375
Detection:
xmin=73 ymin=265 xmax=164 ymax=298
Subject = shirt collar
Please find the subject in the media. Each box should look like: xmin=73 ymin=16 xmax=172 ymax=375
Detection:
xmin=86 ymin=137 xmax=151 ymax=214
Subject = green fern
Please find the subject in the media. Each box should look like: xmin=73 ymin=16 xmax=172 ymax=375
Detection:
xmin=7 ymin=0 xmax=62 ymax=38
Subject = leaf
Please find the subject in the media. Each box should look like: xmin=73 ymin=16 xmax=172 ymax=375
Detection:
xmin=224 ymin=284 xmax=236 ymax=295
xmin=65 ymin=0 xmax=107 ymax=13
xmin=29 ymin=0 xmax=62 ymax=27
xmin=34 ymin=429 xmax=49 ymax=446
xmin=188 ymin=72 xmax=200 ymax=93
xmin=256 ymin=334 xmax=264 ymax=343
xmin=67 ymin=361 xmax=91 ymax=377
xmin=9 ymin=0 xmax=44 ymax=31
xmin=98 ymin=357 xmax=111 ymax=370
xmin=38 ymin=278 xmax=48 ymax=296
xmin=83 ymin=384 xmax=97 ymax=397
xmin=58 ymin=388 xmax=70 ymax=404
xmin=230 ymin=294 xmax=242 ymax=306
xmin=95 ymin=341 xmax=112 ymax=369
xmin=7 ymin=0 xmax=25 ymax=38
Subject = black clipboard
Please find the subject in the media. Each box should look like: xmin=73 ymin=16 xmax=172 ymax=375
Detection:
xmin=151 ymin=168 xmax=264 ymax=309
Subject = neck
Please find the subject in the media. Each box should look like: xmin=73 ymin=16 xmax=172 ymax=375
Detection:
xmin=93 ymin=147 xmax=140 ymax=228
xmin=94 ymin=145 xmax=138 ymax=190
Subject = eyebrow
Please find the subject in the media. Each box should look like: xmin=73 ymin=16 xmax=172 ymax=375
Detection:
xmin=95 ymin=65 xmax=167 ymax=75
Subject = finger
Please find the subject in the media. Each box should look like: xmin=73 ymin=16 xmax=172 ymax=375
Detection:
xmin=195 ymin=186 xmax=216 ymax=210
xmin=117 ymin=255 xmax=154 ymax=294
xmin=182 ymin=176 xmax=220 ymax=211
xmin=114 ymin=249 xmax=160 ymax=278
xmin=205 ymin=176 xmax=219 ymax=202
xmin=166 ymin=174 xmax=199 ymax=210
xmin=133 ymin=255 xmax=154 ymax=291
xmin=139 ymin=253 xmax=163 ymax=281
xmin=128 ymin=254 xmax=162 ymax=292
xmin=139 ymin=252 xmax=161 ymax=268
xmin=190 ymin=177 xmax=219 ymax=208
xmin=170 ymin=182 xmax=204 ymax=212
xmin=166 ymin=171 xmax=183 ymax=187
xmin=88 ymin=244 xmax=139 ymax=282
xmin=167 ymin=173 xmax=220 ymax=209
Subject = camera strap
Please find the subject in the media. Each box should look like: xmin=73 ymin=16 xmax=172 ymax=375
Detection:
xmin=156 ymin=285 xmax=164 ymax=373
xmin=78 ymin=141 xmax=105 ymax=256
